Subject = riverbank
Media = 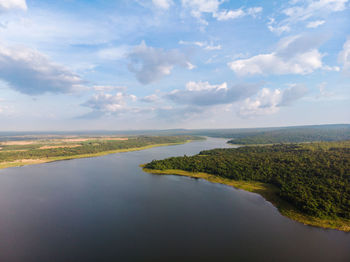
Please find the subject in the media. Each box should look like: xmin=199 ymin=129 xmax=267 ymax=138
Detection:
xmin=142 ymin=167 xmax=350 ymax=232
xmin=0 ymin=141 xmax=193 ymax=170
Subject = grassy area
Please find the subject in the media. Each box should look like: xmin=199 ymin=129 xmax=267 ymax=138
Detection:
xmin=0 ymin=140 xmax=194 ymax=170
xmin=142 ymin=167 xmax=350 ymax=232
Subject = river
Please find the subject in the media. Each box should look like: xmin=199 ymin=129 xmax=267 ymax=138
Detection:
xmin=0 ymin=137 xmax=349 ymax=262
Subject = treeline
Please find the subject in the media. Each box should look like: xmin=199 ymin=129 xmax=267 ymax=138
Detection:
xmin=226 ymin=125 xmax=350 ymax=144
xmin=145 ymin=141 xmax=350 ymax=219
xmin=0 ymin=136 xmax=199 ymax=163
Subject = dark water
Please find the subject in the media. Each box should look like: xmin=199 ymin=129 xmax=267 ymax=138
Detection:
xmin=0 ymin=138 xmax=349 ymax=262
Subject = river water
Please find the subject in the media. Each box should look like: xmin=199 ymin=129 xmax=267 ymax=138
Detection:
xmin=0 ymin=137 xmax=349 ymax=262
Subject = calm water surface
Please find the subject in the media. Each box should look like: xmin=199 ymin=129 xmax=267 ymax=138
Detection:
xmin=0 ymin=138 xmax=349 ymax=262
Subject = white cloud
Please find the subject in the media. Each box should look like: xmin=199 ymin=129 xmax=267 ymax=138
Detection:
xmin=0 ymin=0 xmax=27 ymax=12
xmin=97 ymin=46 xmax=130 ymax=60
xmin=228 ymin=35 xmax=326 ymax=76
xmin=181 ymin=0 xmax=219 ymax=18
xmin=267 ymin=18 xmax=291 ymax=34
xmin=0 ymin=43 xmax=84 ymax=95
xmin=92 ymin=85 xmax=127 ymax=92
xmin=306 ymin=20 xmax=325 ymax=28
xmin=239 ymin=88 xmax=281 ymax=116
xmin=152 ymin=0 xmax=173 ymax=9
xmin=283 ymin=0 xmax=348 ymax=22
xmin=239 ymin=85 xmax=307 ymax=116
xmin=166 ymin=81 xmax=261 ymax=106
xmin=247 ymin=7 xmax=263 ymax=17
xmin=128 ymin=41 xmax=194 ymax=84
xmin=269 ymin=0 xmax=348 ymax=33
xmin=268 ymin=25 xmax=291 ymax=34
xmin=141 ymin=94 xmax=160 ymax=103
xmin=204 ymin=44 xmax=221 ymax=51
xmin=181 ymin=0 xmax=262 ymax=24
xmin=229 ymin=50 xmax=323 ymax=76
xmin=179 ymin=40 xmax=221 ymax=51
xmin=339 ymin=37 xmax=350 ymax=74
xmin=213 ymin=9 xmax=245 ymax=21
xmin=279 ymin=84 xmax=308 ymax=106
xmin=185 ymin=81 xmax=227 ymax=91
xmin=317 ymin=82 xmax=334 ymax=98
xmin=82 ymin=92 xmax=136 ymax=116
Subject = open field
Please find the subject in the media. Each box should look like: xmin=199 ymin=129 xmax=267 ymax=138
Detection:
xmin=0 ymin=136 xmax=202 ymax=170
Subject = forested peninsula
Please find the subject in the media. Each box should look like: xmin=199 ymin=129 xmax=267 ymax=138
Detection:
xmin=143 ymin=140 xmax=350 ymax=231
xmin=0 ymin=136 xmax=201 ymax=170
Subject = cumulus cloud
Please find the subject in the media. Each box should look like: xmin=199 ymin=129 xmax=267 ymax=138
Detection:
xmin=82 ymin=92 xmax=137 ymax=116
xmin=152 ymin=0 xmax=173 ymax=9
xmin=0 ymin=44 xmax=84 ymax=95
xmin=166 ymin=81 xmax=261 ymax=106
xmin=339 ymin=37 xmax=350 ymax=74
xmin=128 ymin=41 xmax=194 ymax=84
xmin=0 ymin=0 xmax=27 ymax=12
xmin=239 ymin=85 xmax=307 ymax=116
xmin=181 ymin=0 xmax=262 ymax=24
xmin=228 ymin=34 xmax=329 ymax=76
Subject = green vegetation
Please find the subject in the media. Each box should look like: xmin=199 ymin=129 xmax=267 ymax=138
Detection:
xmin=0 ymin=136 xmax=202 ymax=169
xmin=143 ymin=140 xmax=350 ymax=231
xmin=226 ymin=125 xmax=350 ymax=144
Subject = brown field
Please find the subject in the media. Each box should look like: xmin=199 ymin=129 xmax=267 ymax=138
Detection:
xmin=39 ymin=144 xmax=82 ymax=149
xmin=60 ymin=137 xmax=128 ymax=142
xmin=1 ymin=159 xmax=46 ymax=165
xmin=0 ymin=141 xmax=36 ymax=146
xmin=0 ymin=137 xmax=128 ymax=146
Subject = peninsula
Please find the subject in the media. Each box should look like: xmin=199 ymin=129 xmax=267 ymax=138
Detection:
xmin=143 ymin=140 xmax=350 ymax=231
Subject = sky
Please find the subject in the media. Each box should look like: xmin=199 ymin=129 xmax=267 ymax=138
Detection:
xmin=0 ymin=0 xmax=349 ymax=131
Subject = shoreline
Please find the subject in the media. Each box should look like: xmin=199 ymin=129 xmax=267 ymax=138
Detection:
xmin=0 ymin=141 xmax=193 ymax=171
xmin=142 ymin=167 xmax=350 ymax=232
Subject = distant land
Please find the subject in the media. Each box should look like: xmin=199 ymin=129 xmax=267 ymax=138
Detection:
xmin=1 ymin=124 xmax=349 ymax=141
xmin=1 ymin=123 xmax=349 ymax=170
xmin=0 ymin=136 xmax=201 ymax=170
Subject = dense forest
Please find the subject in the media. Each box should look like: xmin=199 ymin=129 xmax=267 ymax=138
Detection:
xmin=227 ymin=125 xmax=350 ymax=144
xmin=0 ymin=136 xmax=200 ymax=163
xmin=144 ymin=141 xmax=350 ymax=219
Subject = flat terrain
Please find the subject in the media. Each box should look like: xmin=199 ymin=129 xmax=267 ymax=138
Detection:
xmin=0 ymin=135 xmax=200 ymax=170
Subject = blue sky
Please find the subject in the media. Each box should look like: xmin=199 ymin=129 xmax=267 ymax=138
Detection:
xmin=0 ymin=0 xmax=349 ymax=130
